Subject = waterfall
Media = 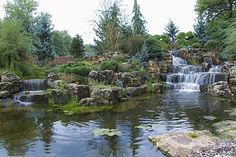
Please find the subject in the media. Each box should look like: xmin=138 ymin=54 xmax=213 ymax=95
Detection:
xmin=166 ymin=55 xmax=226 ymax=91
xmin=23 ymin=79 xmax=46 ymax=91
xmin=14 ymin=79 xmax=47 ymax=105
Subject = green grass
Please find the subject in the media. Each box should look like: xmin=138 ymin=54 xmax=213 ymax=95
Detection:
xmin=50 ymin=98 xmax=113 ymax=115
xmin=188 ymin=132 xmax=199 ymax=139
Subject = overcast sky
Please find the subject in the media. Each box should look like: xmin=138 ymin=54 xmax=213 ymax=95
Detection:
xmin=0 ymin=0 xmax=197 ymax=44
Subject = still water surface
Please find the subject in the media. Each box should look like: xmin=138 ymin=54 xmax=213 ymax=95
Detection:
xmin=0 ymin=91 xmax=235 ymax=157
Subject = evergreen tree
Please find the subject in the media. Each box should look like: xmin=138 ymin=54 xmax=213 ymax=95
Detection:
xmin=4 ymin=0 xmax=38 ymax=33
xmin=164 ymin=20 xmax=179 ymax=44
xmin=194 ymin=15 xmax=207 ymax=44
xmin=32 ymin=12 xmax=54 ymax=63
xmin=70 ymin=34 xmax=84 ymax=58
xmin=94 ymin=1 xmax=122 ymax=53
xmin=132 ymin=0 xmax=146 ymax=35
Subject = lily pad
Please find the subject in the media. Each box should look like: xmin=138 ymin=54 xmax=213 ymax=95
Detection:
xmin=135 ymin=124 xmax=164 ymax=130
xmin=93 ymin=128 xmax=121 ymax=137
xmin=203 ymin=116 xmax=217 ymax=121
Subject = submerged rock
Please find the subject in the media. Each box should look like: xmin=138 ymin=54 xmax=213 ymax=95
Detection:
xmin=148 ymin=131 xmax=216 ymax=157
xmin=208 ymin=81 xmax=233 ymax=97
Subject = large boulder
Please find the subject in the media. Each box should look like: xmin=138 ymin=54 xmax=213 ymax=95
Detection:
xmin=116 ymin=71 xmax=146 ymax=87
xmin=91 ymin=87 xmax=123 ymax=105
xmin=0 ymin=91 xmax=10 ymax=99
xmin=19 ymin=92 xmax=48 ymax=104
xmin=208 ymin=81 xmax=233 ymax=97
xmin=147 ymin=60 xmax=161 ymax=77
xmin=67 ymin=83 xmax=90 ymax=100
xmin=1 ymin=72 xmax=21 ymax=83
xmin=148 ymin=131 xmax=216 ymax=157
xmin=50 ymin=89 xmax=71 ymax=104
xmin=126 ymin=85 xmax=147 ymax=97
xmin=0 ymin=82 xmax=21 ymax=94
xmin=88 ymin=70 xmax=116 ymax=84
xmin=79 ymin=97 xmax=99 ymax=106
xmin=47 ymin=72 xmax=59 ymax=82
xmin=229 ymin=66 xmax=236 ymax=86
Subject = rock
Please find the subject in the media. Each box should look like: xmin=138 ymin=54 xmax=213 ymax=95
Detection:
xmin=208 ymin=81 xmax=233 ymax=97
xmin=152 ymin=83 xmax=163 ymax=93
xmin=67 ymin=83 xmax=90 ymax=100
xmin=101 ymin=70 xmax=116 ymax=84
xmin=213 ymin=120 xmax=236 ymax=141
xmin=50 ymin=89 xmax=71 ymax=104
xmin=116 ymin=71 xmax=146 ymax=87
xmin=0 ymin=82 xmax=21 ymax=94
xmin=229 ymin=66 xmax=236 ymax=85
xmin=200 ymin=85 xmax=208 ymax=92
xmin=88 ymin=70 xmax=103 ymax=82
xmin=147 ymin=60 xmax=161 ymax=77
xmin=148 ymin=131 xmax=216 ymax=157
xmin=202 ymin=62 xmax=211 ymax=72
xmin=1 ymin=72 xmax=21 ymax=83
xmin=91 ymin=87 xmax=123 ymax=105
xmin=79 ymin=97 xmax=99 ymax=106
xmin=126 ymin=85 xmax=147 ymax=97
xmin=47 ymin=80 xmax=66 ymax=89
xmin=118 ymin=62 xmax=132 ymax=72
xmin=58 ymin=73 xmax=77 ymax=83
xmin=0 ymin=91 xmax=10 ymax=99
xmin=47 ymin=72 xmax=59 ymax=82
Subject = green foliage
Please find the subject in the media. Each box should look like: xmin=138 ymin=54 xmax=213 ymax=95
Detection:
xmin=0 ymin=19 xmax=32 ymax=76
xmin=195 ymin=0 xmax=236 ymax=21
xmin=132 ymin=0 xmax=146 ymax=35
xmin=94 ymin=1 xmax=122 ymax=53
xmin=4 ymin=0 xmax=39 ymax=33
xmin=100 ymin=60 xmax=119 ymax=71
xmin=188 ymin=131 xmax=199 ymax=139
xmin=52 ymin=30 xmax=72 ymax=56
xmin=204 ymin=39 xmax=221 ymax=51
xmin=121 ymin=35 xmax=144 ymax=54
xmin=32 ymin=12 xmax=54 ymax=63
xmin=224 ymin=20 xmax=236 ymax=60
xmin=192 ymin=42 xmax=203 ymax=48
xmin=50 ymin=61 xmax=93 ymax=77
xmin=176 ymin=31 xmax=198 ymax=48
xmin=194 ymin=15 xmax=207 ymax=44
xmin=164 ymin=20 xmax=179 ymax=44
xmin=70 ymin=34 xmax=84 ymax=58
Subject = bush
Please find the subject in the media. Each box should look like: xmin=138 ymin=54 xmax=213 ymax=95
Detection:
xmin=100 ymin=60 xmax=119 ymax=71
xmin=192 ymin=43 xmax=203 ymax=48
xmin=49 ymin=61 xmax=94 ymax=77
xmin=204 ymin=40 xmax=221 ymax=51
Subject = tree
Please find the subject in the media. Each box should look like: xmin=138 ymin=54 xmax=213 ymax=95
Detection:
xmin=0 ymin=20 xmax=32 ymax=71
xmin=52 ymin=30 xmax=72 ymax=56
xmin=4 ymin=0 xmax=38 ymax=33
xmin=132 ymin=0 xmax=146 ymax=35
xmin=176 ymin=31 xmax=198 ymax=48
xmin=195 ymin=0 xmax=236 ymax=21
xmin=94 ymin=1 xmax=122 ymax=53
xmin=164 ymin=20 xmax=179 ymax=44
xmin=70 ymin=34 xmax=84 ymax=58
xmin=224 ymin=21 xmax=236 ymax=60
xmin=194 ymin=15 xmax=207 ymax=44
xmin=32 ymin=12 xmax=54 ymax=63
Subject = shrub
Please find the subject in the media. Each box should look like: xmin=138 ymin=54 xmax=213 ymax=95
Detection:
xmin=192 ymin=42 xmax=203 ymax=48
xmin=100 ymin=60 xmax=119 ymax=71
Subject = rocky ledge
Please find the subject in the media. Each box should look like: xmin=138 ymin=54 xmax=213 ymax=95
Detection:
xmin=149 ymin=121 xmax=236 ymax=157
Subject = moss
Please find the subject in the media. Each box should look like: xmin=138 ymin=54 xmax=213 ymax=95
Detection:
xmin=188 ymin=132 xmax=199 ymax=139
xmin=50 ymin=98 xmax=113 ymax=115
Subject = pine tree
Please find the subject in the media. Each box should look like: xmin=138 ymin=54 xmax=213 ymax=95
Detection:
xmin=194 ymin=15 xmax=207 ymax=44
xmin=32 ymin=12 xmax=54 ymax=63
xmin=70 ymin=34 xmax=84 ymax=58
xmin=132 ymin=0 xmax=146 ymax=35
xmin=164 ymin=20 xmax=179 ymax=44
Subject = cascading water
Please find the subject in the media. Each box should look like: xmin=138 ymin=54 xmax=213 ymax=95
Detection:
xmin=14 ymin=79 xmax=47 ymax=105
xmin=167 ymin=55 xmax=226 ymax=91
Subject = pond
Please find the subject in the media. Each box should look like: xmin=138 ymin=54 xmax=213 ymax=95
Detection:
xmin=0 ymin=91 xmax=235 ymax=157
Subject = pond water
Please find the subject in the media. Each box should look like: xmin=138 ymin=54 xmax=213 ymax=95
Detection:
xmin=0 ymin=91 xmax=235 ymax=157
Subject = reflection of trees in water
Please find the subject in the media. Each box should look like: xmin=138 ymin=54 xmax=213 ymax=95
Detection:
xmin=0 ymin=109 xmax=37 ymax=156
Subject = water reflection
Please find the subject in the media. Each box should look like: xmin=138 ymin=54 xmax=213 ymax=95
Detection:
xmin=0 ymin=91 xmax=235 ymax=157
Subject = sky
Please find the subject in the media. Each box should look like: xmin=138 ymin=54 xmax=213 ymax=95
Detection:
xmin=0 ymin=0 xmax=197 ymax=44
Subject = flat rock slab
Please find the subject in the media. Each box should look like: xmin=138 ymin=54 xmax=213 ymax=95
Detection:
xmin=148 ymin=131 xmax=216 ymax=157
